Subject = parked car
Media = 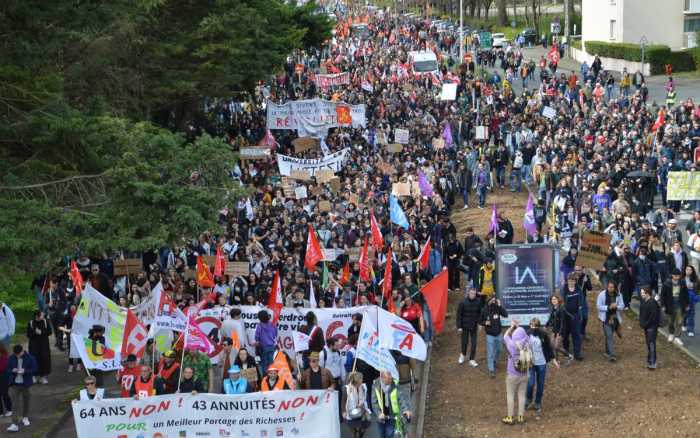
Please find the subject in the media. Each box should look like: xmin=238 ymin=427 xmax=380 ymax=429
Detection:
xmin=518 ymin=28 xmax=538 ymax=45
xmin=492 ymin=33 xmax=507 ymax=48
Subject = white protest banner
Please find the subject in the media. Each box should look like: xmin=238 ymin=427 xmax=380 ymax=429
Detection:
xmin=394 ymin=128 xmax=410 ymax=144
xmin=361 ymin=81 xmax=374 ymax=92
xmin=71 ymin=333 xmax=122 ymax=371
xmin=377 ymin=307 xmax=427 ymax=360
xmin=72 ymin=391 xmax=340 ymax=438
xmin=475 ymin=126 xmax=489 ymax=140
xmin=73 ymin=285 xmax=127 ymax=351
xmin=322 ymin=248 xmax=344 ymax=261
xmin=440 ymin=83 xmax=457 ymax=101
xmin=313 ymin=72 xmax=351 ymax=88
xmin=542 ymin=106 xmax=557 ymax=120
xmin=277 ymin=148 xmax=350 ymax=177
xmin=267 ymin=99 xmax=366 ymax=137
xmin=239 ymin=146 xmax=271 ymax=160
xmin=356 ymin=314 xmax=399 ymax=380
xmin=292 ymin=330 xmax=311 ymax=352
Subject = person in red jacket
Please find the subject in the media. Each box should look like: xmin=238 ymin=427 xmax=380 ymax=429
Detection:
xmin=117 ymin=354 xmax=140 ymax=398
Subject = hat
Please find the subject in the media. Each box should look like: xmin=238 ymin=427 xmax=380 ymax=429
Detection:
xmin=227 ymin=365 xmax=241 ymax=374
xmin=669 ymin=218 xmax=678 ymax=224
xmin=163 ymin=350 xmax=177 ymax=359
xmin=126 ymin=354 xmax=138 ymax=362
xmin=309 ymin=351 xmax=320 ymax=361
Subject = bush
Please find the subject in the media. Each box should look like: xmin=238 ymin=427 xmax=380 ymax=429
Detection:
xmin=583 ymin=40 xmax=698 ymax=74
xmin=0 ymin=273 xmax=37 ymax=341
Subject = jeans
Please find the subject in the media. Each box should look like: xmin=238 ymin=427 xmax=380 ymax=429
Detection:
xmin=378 ymin=417 xmax=396 ymax=438
xmin=505 ymin=374 xmax=528 ymax=417
xmin=522 ymin=164 xmax=532 ymax=185
xmin=562 ymin=315 xmax=582 ymax=358
xmin=460 ymin=327 xmax=477 ymax=360
xmin=429 ymin=249 xmax=442 ymax=277
xmin=644 ymin=328 xmax=657 ymax=366
xmin=486 ymin=334 xmax=503 ymax=372
xmin=9 ymin=386 xmax=30 ymax=424
xmin=684 ymin=302 xmax=696 ymax=334
xmin=477 ymin=185 xmax=487 ymax=207
xmin=0 ymin=377 xmax=11 ymax=414
xmin=461 ymin=188 xmax=469 ymax=206
xmin=526 ymin=364 xmax=547 ymax=407
xmin=260 ymin=346 xmax=276 ymax=375
xmin=496 ymin=165 xmax=506 ymax=187
xmin=510 ymin=168 xmax=522 ymax=191
xmin=602 ymin=322 xmax=616 ymax=357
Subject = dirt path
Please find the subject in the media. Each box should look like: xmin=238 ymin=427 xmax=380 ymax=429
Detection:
xmin=424 ymin=189 xmax=700 ymax=438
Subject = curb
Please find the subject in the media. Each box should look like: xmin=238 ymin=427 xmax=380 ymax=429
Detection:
xmin=414 ymin=344 xmax=432 ymax=438
xmin=45 ymin=404 xmax=74 ymax=438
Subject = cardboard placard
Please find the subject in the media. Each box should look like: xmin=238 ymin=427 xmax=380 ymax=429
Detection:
xmin=290 ymin=170 xmax=312 ymax=181
xmin=577 ymin=231 xmax=612 ymax=270
xmin=392 ymin=182 xmax=411 ymax=197
xmin=411 ymin=181 xmax=422 ymax=197
xmin=432 ymin=138 xmax=445 ymax=149
xmin=328 ymin=177 xmax=341 ymax=192
xmin=542 ymin=106 xmax=557 ymax=120
xmin=310 ymin=185 xmax=323 ymax=197
xmin=387 ymin=143 xmax=403 ymax=153
xmin=322 ymin=248 xmax=344 ymax=261
xmin=376 ymin=132 xmax=388 ymax=145
xmin=347 ymin=247 xmax=375 ymax=262
xmin=348 ymin=193 xmax=359 ymax=206
xmin=394 ymin=128 xmax=409 ymax=144
xmin=225 ymin=261 xmax=250 ymax=278
xmin=292 ymin=137 xmax=319 ymax=153
xmin=316 ymin=169 xmax=335 ymax=184
xmin=319 ymin=200 xmax=332 ymax=212
xmin=113 ymin=259 xmax=142 ymax=276
xmin=240 ymin=367 xmax=258 ymax=383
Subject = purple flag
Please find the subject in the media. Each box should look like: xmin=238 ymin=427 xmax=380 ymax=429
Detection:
xmin=523 ymin=193 xmax=538 ymax=237
xmin=417 ymin=170 xmax=433 ymax=198
xmin=442 ymin=122 xmax=453 ymax=148
xmin=488 ymin=204 xmax=499 ymax=235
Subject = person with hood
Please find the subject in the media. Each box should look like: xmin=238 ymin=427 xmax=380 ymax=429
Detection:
xmin=223 ymin=365 xmax=251 ymax=394
xmin=560 ymin=273 xmax=584 ymax=361
xmin=525 ymin=318 xmax=559 ymax=416
xmin=596 ymin=281 xmax=625 ymax=361
xmin=661 ymin=269 xmax=689 ymax=346
xmin=639 ymin=286 xmax=661 ymax=369
xmin=502 ymin=320 xmax=530 ymax=425
xmin=480 ymin=295 xmax=508 ymax=378
xmin=456 ymin=287 xmax=482 ymax=367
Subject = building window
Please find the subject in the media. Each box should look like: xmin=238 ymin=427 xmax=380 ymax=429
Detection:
xmin=684 ymin=17 xmax=700 ymax=32
xmin=609 ymin=20 xmax=616 ymax=40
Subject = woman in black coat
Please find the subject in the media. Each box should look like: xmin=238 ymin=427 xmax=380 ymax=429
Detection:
xmin=27 ymin=310 xmax=52 ymax=383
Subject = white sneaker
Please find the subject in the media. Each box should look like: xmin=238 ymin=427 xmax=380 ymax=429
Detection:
xmin=668 ymin=335 xmax=675 ymax=343
xmin=40 ymin=377 xmax=48 ymax=384
xmin=688 ymin=332 xmax=695 ymax=337
xmin=32 ymin=377 xmax=37 ymax=384
xmin=469 ymin=360 xmax=479 ymax=367
xmin=4 ymin=411 xmax=12 ymax=417
xmin=67 ymin=365 xmax=74 ymax=373
xmin=462 ymin=204 xmax=469 ymax=209
xmin=674 ymin=338 xmax=684 ymax=347
xmin=458 ymin=354 xmax=465 ymax=364
xmin=21 ymin=418 xmax=30 ymax=427
xmin=682 ymin=326 xmax=687 ymax=332
xmin=7 ymin=424 xmax=19 ymax=432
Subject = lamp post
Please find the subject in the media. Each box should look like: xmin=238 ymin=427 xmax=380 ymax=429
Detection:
xmin=459 ymin=0 xmax=464 ymax=63
xmin=640 ymin=36 xmax=648 ymax=74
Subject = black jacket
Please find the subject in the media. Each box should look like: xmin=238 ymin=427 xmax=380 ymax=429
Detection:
xmin=527 ymin=327 xmax=555 ymax=363
xmin=547 ymin=306 xmax=566 ymax=334
xmin=479 ymin=302 xmax=508 ymax=336
xmin=639 ymin=298 xmax=661 ymax=329
xmin=456 ymin=297 xmax=482 ymax=330
xmin=660 ymin=280 xmax=689 ymax=315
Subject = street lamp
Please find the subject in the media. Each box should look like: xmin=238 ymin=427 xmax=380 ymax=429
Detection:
xmin=640 ymin=36 xmax=648 ymax=74
xmin=460 ymin=0 xmax=464 ymax=63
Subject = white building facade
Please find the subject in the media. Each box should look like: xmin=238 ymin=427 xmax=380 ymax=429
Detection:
xmin=582 ymin=0 xmax=698 ymax=50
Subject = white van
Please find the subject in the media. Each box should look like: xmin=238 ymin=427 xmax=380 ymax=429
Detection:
xmin=409 ymin=51 xmax=439 ymax=75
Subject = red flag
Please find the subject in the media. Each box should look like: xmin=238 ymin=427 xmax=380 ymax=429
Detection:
xmin=267 ymin=271 xmax=283 ymax=325
xmin=196 ymin=256 xmax=215 ymax=288
xmin=304 ymin=224 xmax=324 ymax=272
xmin=340 ymin=262 xmax=351 ymax=286
xmin=370 ymin=210 xmax=384 ymax=251
xmin=421 ymin=269 xmax=448 ymax=334
xmin=359 ymin=238 xmax=371 ymax=281
xmin=214 ymin=246 xmax=226 ymax=277
xmin=417 ymin=237 xmax=431 ymax=271
xmin=382 ymin=247 xmax=395 ymax=313
xmin=70 ymin=260 xmax=83 ymax=296
xmin=121 ymin=309 xmax=148 ymax=359
xmin=652 ymin=111 xmax=665 ymax=132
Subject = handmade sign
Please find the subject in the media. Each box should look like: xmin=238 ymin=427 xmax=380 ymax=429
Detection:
xmin=394 ymin=128 xmax=410 ymax=144
xmin=225 ymin=262 xmax=250 ymax=278
xmin=293 ymin=136 xmax=319 ymax=153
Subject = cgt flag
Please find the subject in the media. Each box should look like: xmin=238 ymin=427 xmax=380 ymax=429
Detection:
xmin=370 ymin=209 xmax=384 ymax=251
xmin=305 ymin=224 xmax=324 ymax=272
xmin=196 ymin=256 xmax=215 ymax=288
xmin=377 ymin=307 xmax=427 ymax=361
xmin=420 ymin=268 xmax=448 ymax=334
xmin=121 ymin=309 xmax=148 ymax=359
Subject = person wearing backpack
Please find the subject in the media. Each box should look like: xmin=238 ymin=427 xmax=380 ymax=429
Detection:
xmin=502 ymin=320 xmax=531 ymax=425
xmin=525 ymin=318 xmax=559 ymax=416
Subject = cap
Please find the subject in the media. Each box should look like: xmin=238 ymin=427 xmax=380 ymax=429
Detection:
xmin=163 ymin=350 xmax=177 ymax=359
xmin=672 ymin=268 xmax=682 ymax=276
xmin=227 ymin=365 xmax=241 ymax=374
xmin=126 ymin=354 xmax=137 ymax=362
xmin=669 ymin=218 xmax=678 ymax=224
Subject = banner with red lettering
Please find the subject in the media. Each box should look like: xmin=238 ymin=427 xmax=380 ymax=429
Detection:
xmin=311 ymin=72 xmax=351 ymax=88
xmin=266 ymin=98 xmax=366 ymax=137
xmin=72 ymin=391 xmax=340 ymax=437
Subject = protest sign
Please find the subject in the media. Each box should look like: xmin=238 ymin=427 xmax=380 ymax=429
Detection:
xmin=440 ymin=83 xmax=457 ymax=100
xmin=239 ymin=146 xmax=271 ymax=160
xmin=277 ymin=148 xmax=350 ymax=177
xmin=394 ymin=128 xmax=410 ymax=144
xmin=321 ymin=248 xmax=344 ymax=261
xmin=315 ymin=169 xmax=335 ymax=183
xmin=312 ymin=72 xmax=351 ymax=88
xmin=294 ymin=186 xmax=308 ymax=199
xmin=72 ymin=391 xmax=341 ymax=438
xmin=113 ymin=258 xmax=141 ymax=276
xmin=290 ymin=169 xmax=312 ymax=181
xmin=267 ymin=99 xmax=366 ymax=137
xmin=392 ymin=182 xmax=411 ymax=197
xmin=496 ymin=244 xmax=555 ymax=325
xmin=667 ymin=171 xmax=700 ymax=201
xmin=577 ymin=231 xmax=612 ymax=270
xmin=319 ymin=200 xmax=332 ymax=212
xmin=73 ymin=285 xmax=127 ymax=351
xmin=225 ymin=261 xmax=250 ymax=278
xmin=292 ymin=136 xmax=319 ymax=153
xmin=542 ymin=106 xmax=557 ymax=120
xmin=348 ymin=193 xmax=360 ymax=206
xmin=387 ymin=143 xmax=403 ymax=153
xmin=432 ymin=138 xmax=445 ymax=149
xmin=475 ymin=126 xmax=489 ymax=140
xmin=328 ymin=177 xmax=341 ymax=192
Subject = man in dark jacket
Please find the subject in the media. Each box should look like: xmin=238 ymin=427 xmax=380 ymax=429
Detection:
xmin=495 ymin=211 xmax=514 ymax=244
xmin=661 ymin=269 xmax=689 ymax=346
xmin=7 ymin=345 xmax=37 ymax=432
xmin=560 ymin=273 xmax=584 ymax=360
xmin=632 ymin=246 xmax=655 ymax=298
xmin=456 ymin=287 xmax=482 ymax=367
xmin=445 ymin=234 xmax=464 ymax=292
xmin=480 ymin=295 xmax=508 ymax=377
xmin=639 ymin=286 xmax=661 ymax=369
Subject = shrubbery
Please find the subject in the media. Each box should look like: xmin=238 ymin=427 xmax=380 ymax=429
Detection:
xmin=582 ymin=41 xmax=698 ymax=74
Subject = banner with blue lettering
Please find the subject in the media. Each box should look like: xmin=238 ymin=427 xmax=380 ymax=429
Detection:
xmin=495 ymin=244 xmax=556 ymax=325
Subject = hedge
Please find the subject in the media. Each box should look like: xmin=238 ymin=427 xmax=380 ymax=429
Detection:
xmin=582 ymin=40 xmax=698 ymax=74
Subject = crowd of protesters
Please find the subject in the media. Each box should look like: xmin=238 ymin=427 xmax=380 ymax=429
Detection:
xmin=2 ymin=3 xmax=700 ymax=435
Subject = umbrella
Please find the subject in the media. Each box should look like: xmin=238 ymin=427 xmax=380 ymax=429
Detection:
xmin=626 ymin=170 xmax=654 ymax=178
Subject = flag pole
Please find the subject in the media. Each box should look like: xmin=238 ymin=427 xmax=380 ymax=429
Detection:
xmin=176 ymin=316 xmax=189 ymax=393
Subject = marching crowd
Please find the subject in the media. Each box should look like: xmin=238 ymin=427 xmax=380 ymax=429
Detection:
xmin=2 ymin=3 xmax=700 ymax=436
